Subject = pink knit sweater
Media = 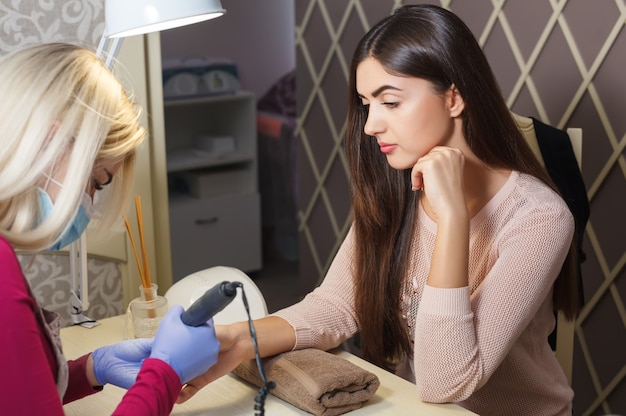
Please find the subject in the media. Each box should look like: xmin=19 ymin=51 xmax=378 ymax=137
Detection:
xmin=274 ymin=171 xmax=575 ymax=415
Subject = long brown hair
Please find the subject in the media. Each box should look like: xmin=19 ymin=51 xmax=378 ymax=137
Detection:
xmin=345 ymin=4 xmax=580 ymax=370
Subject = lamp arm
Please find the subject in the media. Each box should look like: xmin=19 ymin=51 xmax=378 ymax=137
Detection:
xmin=96 ymin=32 xmax=124 ymax=69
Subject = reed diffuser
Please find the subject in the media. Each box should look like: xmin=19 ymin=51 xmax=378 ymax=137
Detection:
xmin=124 ymin=195 xmax=167 ymax=337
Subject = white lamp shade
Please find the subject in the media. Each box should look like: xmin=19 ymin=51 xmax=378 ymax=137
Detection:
xmin=104 ymin=0 xmax=226 ymax=38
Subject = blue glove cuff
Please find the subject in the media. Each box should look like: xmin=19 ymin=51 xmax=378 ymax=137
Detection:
xmin=91 ymin=347 xmax=107 ymax=386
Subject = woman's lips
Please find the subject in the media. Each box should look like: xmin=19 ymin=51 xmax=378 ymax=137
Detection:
xmin=378 ymin=142 xmax=397 ymax=154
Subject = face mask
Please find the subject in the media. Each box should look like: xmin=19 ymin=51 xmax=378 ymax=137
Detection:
xmin=38 ymin=188 xmax=93 ymax=251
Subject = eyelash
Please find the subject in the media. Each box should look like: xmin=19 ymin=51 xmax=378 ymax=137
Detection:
xmin=93 ymin=170 xmax=113 ymax=191
xmin=360 ymin=101 xmax=399 ymax=110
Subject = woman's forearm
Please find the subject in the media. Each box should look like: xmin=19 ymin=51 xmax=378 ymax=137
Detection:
xmin=427 ymin=214 xmax=470 ymax=288
xmin=230 ymin=315 xmax=297 ymax=359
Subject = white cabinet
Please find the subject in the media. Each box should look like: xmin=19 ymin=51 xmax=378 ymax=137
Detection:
xmin=164 ymin=91 xmax=262 ymax=281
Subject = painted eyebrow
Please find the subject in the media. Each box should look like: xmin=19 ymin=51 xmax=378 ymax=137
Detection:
xmin=358 ymin=85 xmax=402 ymax=99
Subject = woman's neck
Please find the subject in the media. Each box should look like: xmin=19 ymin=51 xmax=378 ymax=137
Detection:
xmin=462 ymin=155 xmax=511 ymax=218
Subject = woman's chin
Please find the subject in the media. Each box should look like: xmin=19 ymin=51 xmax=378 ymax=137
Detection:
xmin=385 ymin=155 xmax=416 ymax=171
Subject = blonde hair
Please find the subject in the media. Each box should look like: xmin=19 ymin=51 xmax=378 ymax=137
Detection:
xmin=0 ymin=43 xmax=146 ymax=251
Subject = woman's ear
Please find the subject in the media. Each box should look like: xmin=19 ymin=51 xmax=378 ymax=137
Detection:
xmin=446 ymin=84 xmax=465 ymax=117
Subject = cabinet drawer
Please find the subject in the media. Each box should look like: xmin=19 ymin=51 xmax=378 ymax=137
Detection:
xmin=169 ymin=192 xmax=262 ymax=281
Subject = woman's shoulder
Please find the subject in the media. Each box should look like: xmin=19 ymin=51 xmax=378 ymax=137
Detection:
xmin=514 ymin=172 xmax=568 ymax=206
xmin=0 ymin=236 xmax=36 ymax=314
xmin=0 ymin=236 xmax=27 ymax=281
xmin=498 ymin=171 xmax=573 ymax=226
xmin=480 ymin=171 xmax=567 ymax=216
xmin=0 ymin=235 xmax=17 ymax=259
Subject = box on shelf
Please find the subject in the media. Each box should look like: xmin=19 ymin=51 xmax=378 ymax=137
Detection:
xmin=193 ymin=135 xmax=236 ymax=154
xmin=162 ymin=57 xmax=241 ymax=99
xmin=180 ymin=166 xmax=251 ymax=198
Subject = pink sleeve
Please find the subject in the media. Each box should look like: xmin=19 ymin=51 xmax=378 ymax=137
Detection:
xmin=64 ymin=354 xmax=102 ymax=403
xmin=0 ymin=237 xmax=180 ymax=415
xmin=413 ymin=198 xmax=574 ymax=402
xmin=0 ymin=238 xmax=65 ymax=416
xmin=112 ymin=358 xmax=182 ymax=416
xmin=272 ymin=226 xmax=360 ymax=350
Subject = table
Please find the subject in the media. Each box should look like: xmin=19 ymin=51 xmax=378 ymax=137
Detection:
xmin=61 ymin=315 xmax=476 ymax=415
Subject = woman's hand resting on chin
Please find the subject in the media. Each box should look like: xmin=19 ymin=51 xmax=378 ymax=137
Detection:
xmin=411 ymin=146 xmax=467 ymax=222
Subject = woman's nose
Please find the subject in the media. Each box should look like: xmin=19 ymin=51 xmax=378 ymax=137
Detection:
xmin=363 ymin=110 xmax=382 ymax=137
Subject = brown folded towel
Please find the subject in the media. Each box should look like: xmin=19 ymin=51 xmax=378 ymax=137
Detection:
xmin=232 ymin=348 xmax=380 ymax=416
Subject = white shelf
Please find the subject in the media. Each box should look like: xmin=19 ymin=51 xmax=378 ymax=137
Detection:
xmin=164 ymin=91 xmax=262 ymax=280
xmin=166 ymin=149 xmax=254 ymax=173
xmin=164 ymin=91 xmax=255 ymax=107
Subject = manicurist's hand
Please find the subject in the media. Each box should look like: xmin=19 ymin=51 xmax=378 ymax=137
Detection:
xmin=176 ymin=320 xmax=248 ymax=403
xmin=150 ymin=304 xmax=220 ymax=384
xmin=177 ymin=315 xmax=296 ymax=404
xmin=91 ymin=338 xmax=153 ymax=389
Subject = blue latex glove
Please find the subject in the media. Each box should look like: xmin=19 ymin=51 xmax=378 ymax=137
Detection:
xmin=92 ymin=338 xmax=153 ymax=389
xmin=150 ymin=304 xmax=220 ymax=384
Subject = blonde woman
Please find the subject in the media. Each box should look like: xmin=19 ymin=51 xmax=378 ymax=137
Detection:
xmin=0 ymin=43 xmax=219 ymax=415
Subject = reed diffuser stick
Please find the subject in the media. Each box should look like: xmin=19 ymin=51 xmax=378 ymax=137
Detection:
xmin=134 ymin=195 xmax=153 ymax=301
xmin=124 ymin=217 xmax=144 ymax=283
xmin=124 ymin=195 xmax=156 ymax=319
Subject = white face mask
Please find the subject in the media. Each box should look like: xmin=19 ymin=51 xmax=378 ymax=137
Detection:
xmin=38 ymin=180 xmax=94 ymax=251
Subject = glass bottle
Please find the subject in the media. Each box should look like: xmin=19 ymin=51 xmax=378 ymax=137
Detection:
xmin=127 ymin=284 xmax=168 ymax=338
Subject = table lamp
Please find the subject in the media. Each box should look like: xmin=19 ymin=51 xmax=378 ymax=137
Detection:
xmin=97 ymin=0 xmax=226 ymax=66
xmin=71 ymin=0 xmax=226 ymax=326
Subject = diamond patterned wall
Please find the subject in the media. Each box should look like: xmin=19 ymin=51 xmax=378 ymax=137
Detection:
xmin=295 ymin=1 xmax=626 ymax=414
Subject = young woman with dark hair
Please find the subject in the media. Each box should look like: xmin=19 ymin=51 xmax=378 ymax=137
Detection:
xmin=180 ymin=5 xmax=578 ymax=415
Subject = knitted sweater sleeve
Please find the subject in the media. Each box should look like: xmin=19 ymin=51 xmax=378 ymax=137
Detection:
xmin=413 ymin=186 xmax=575 ymax=403
xmin=272 ymin=227 xmax=359 ymax=350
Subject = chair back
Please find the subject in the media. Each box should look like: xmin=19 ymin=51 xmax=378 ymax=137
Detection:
xmin=513 ymin=113 xmax=587 ymax=386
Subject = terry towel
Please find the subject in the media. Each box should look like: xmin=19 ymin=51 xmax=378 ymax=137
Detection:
xmin=232 ymin=348 xmax=380 ymax=416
